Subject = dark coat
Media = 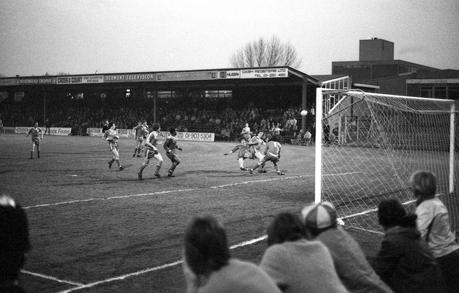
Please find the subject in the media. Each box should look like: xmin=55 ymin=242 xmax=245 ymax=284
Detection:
xmin=373 ymin=226 xmax=447 ymax=293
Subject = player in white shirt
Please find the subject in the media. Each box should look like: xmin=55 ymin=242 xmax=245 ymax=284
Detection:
xmin=138 ymin=124 xmax=163 ymax=180
xmin=104 ymin=122 xmax=124 ymax=171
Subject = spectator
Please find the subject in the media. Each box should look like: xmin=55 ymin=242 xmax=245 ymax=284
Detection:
xmin=302 ymin=202 xmax=392 ymax=293
xmin=260 ymin=212 xmax=348 ymax=293
xmin=44 ymin=118 xmax=51 ymax=135
xmin=410 ymin=170 xmax=459 ymax=292
xmin=0 ymin=195 xmax=31 ymax=293
xmin=374 ymin=198 xmax=447 ymax=293
xmin=183 ymin=215 xmax=281 ymax=293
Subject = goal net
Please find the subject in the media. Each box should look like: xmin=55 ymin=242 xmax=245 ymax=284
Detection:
xmin=315 ymin=88 xmax=458 ymax=233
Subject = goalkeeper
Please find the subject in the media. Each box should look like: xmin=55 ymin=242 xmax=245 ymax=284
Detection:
xmin=163 ymin=128 xmax=183 ymax=177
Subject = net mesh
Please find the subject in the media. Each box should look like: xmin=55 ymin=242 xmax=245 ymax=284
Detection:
xmin=319 ymin=90 xmax=458 ymax=232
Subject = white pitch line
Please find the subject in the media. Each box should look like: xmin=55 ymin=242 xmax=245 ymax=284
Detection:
xmin=57 ymin=235 xmax=268 ymax=293
xmin=24 ymin=171 xmax=358 ymax=210
xmin=21 ymin=270 xmax=83 ymax=286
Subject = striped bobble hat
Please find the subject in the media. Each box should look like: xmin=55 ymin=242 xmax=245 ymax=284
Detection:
xmin=301 ymin=201 xmax=337 ymax=229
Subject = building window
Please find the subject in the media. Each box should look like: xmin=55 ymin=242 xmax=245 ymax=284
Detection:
xmin=434 ymin=87 xmax=447 ymax=99
xmin=204 ymin=90 xmax=232 ymax=98
xmin=157 ymin=91 xmax=176 ymax=98
xmin=420 ymin=86 xmax=433 ymax=98
xmin=447 ymin=86 xmax=459 ymax=100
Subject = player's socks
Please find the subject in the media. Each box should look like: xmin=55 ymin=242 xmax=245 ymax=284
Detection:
xmin=37 ymin=151 xmax=40 ymax=159
xmin=138 ymin=172 xmax=143 ymax=180
xmin=108 ymin=159 xmax=114 ymax=169
xmin=154 ymin=165 xmax=161 ymax=177
xmin=30 ymin=151 xmax=33 ymax=159
xmin=238 ymin=158 xmax=245 ymax=170
xmin=115 ymin=160 xmax=121 ymax=168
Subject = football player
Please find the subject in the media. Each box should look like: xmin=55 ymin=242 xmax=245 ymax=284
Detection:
xmin=224 ymin=134 xmax=251 ymax=171
xmin=138 ymin=123 xmax=163 ymax=180
xmin=250 ymin=134 xmax=284 ymax=175
xmin=104 ymin=122 xmax=124 ymax=171
xmin=163 ymin=128 xmax=183 ymax=177
xmin=132 ymin=121 xmax=149 ymax=157
xmin=26 ymin=122 xmax=43 ymax=159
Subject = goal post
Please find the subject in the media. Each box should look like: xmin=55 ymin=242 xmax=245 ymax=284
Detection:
xmin=315 ymin=88 xmax=457 ymax=232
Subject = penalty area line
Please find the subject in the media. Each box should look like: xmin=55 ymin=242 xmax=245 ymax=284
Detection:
xmin=57 ymin=235 xmax=268 ymax=293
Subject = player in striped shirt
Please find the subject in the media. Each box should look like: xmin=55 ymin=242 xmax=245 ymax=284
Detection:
xmin=163 ymin=128 xmax=182 ymax=177
xmin=26 ymin=122 xmax=43 ymax=159
xmin=104 ymin=122 xmax=124 ymax=171
xmin=138 ymin=123 xmax=163 ymax=180
xmin=249 ymin=134 xmax=285 ymax=175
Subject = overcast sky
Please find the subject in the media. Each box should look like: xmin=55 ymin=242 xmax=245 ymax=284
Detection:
xmin=0 ymin=0 xmax=458 ymax=77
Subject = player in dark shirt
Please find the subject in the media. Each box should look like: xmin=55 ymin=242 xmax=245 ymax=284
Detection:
xmin=132 ymin=121 xmax=148 ymax=157
xmin=163 ymin=128 xmax=182 ymax=177
xmin=101 ymin=120 xmax=110 ymax=133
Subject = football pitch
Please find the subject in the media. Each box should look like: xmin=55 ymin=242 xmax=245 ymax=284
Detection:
xmin=0 ymin=134 xmax=323 ymax=292
xmin=2 ymin=134 xmax=456 ymax=292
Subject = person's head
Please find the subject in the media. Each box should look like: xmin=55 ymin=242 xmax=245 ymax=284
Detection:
xmin=104 ymin=120 xmax=109 ymax=125
xmin=184 ymin=216 xmax=230 ymax=277
xmin=137 ymin=121 xmax=142 ymax=126
xmin=409 ymin=170 xmax=436 ymax=204
xmin=152 ymin=123 xmax=160 ymax=132
xmin=257 ymin=131 xmax=264 ymax=139
xmin=378 ymin=198 xmax=417 ymax=229
xmin=245 ymin=123 xmax=249 ymax=128
xmin=169 ymin=128 xmax=177 ymax=136
xmin=108 ymin=122 xmax=116 ymax=130
xmin=301 ymin=201 xmax=338 ymax=237
xmin=33 ymin=122 xmax=38 ymax=127
xmin=267 ymin=212 xmax=306 ymax=247
xmin=0 ymin=195 xmax=31 ymax=281
xmin=265 ymin=133 xmax=273 ymax=142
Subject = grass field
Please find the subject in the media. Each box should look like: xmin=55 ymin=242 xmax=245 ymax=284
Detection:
xmin=1 ymin=134 xmax=456 ymax=292
xmin=0 ymin=134 xmax=322 ymax=293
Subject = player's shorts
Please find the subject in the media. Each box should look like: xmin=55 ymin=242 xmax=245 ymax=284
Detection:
xmin=146 ymin=149 xmax=158 ymax=159
xmin=166 ymin=151 xmax=179 ymax=163
xmin=263 ymin=153 xmax=279 ymax=164
xmin=135 ymin=136 xmax=144 ymax=143
xmin=108 ymin=140 xmax=119 ymax=151
xmin=254 ymin=151 xmax=264 ymax=161
xmin=32 ymin=138 xmax=40 ymax=145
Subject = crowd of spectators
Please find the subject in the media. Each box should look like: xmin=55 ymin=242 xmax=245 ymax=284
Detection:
xmin=0 ymin=96 xmax=315 ymax=141
xmin=2 ymin=170 xmax=458 ymax=292
xmin=181 ymin=170 xmax=458 ymax=293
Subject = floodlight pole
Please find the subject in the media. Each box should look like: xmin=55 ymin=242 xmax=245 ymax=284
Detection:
xmin=315 ymin=87 xmax=323 ymax=203
xmin=450 ymin=102 xmax=455 ymax=194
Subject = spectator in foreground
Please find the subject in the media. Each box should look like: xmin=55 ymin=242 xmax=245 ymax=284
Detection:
xmin=410 ymin=170 xmax=459 ymax=292
xmin=374 ymin=198 xmax=447 ymax=293
xmin=0 ymin=195 xmax=31 ymax=293
xmin=301 ymin=202 xmax=392 ymax=293
xmin=260 ymin=212 xmax=348 ymax=293
xmin=182 ymin=215 xmax=281 ymax=293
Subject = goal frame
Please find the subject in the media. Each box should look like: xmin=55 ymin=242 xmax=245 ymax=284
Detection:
xmin=314 ymin=88 xmax=456 ymax=204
